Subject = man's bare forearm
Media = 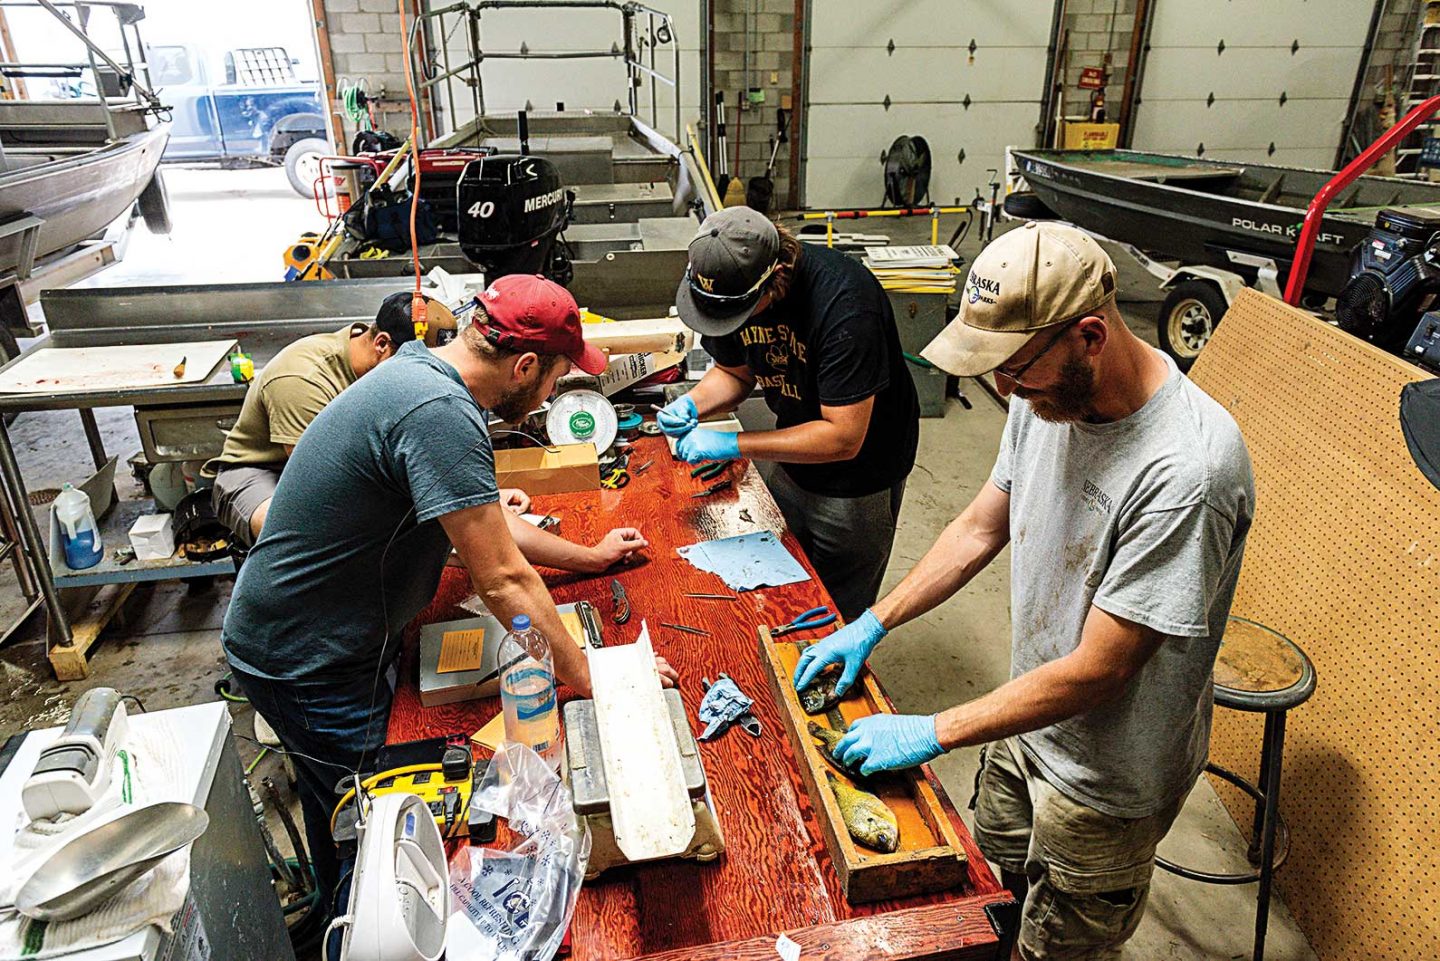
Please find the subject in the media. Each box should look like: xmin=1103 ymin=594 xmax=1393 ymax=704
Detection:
xmin=872 ymin=506 xmax=1009 ymax=630
xmin=504 ymin=510 xmax=600 ymax=573
xmin=476 ymin=566 xmax=591 ymax=697
xmin=738 ymin=420 xmax=861 ymax=463
xmin=933 ymin=655 xmax=1121 ymax=751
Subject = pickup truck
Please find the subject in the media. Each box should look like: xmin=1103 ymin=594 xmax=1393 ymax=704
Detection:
xmin=150 ymin=44 xmax=330 ymax=196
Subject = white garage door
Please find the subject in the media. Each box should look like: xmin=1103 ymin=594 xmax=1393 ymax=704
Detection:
xmin=803 ymin=0 xmax=1056 ymax=209
xmin=430 ymin=1 xmax=703 ymax=142
xmin=1131 ymin=0 xmax=1377 ymax=169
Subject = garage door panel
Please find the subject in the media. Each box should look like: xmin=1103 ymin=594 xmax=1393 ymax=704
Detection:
xmin=1139 ymin=46 xmax=1365 ymax=101
xmin=808 ymin=47 xmax=1050 ymax=104
xmin=1135 ymin=0 xmax=1374 ymax=170
xmin=807 ymin=103 xmax=1018 ymax=156
xmin=1146 ymin=0 xmax=1377 ymax=47
xmin=804 ymin=0 xmax=1050 ymax=207
xmin=807 ymin=102 xmax=1036 ymax=205
xmin=1135 ymin=100 xmax=1350 ymax=155
xmin=810 ymin=0 xmax=1052 ymax=49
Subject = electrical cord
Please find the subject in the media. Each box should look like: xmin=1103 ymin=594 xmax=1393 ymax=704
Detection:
xmin=234 ymin=732 xmax=358 ymax=775
xmin=120 ymin=694 xmax=147 ymax=713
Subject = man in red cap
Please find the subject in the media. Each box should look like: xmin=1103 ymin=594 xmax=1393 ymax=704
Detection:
xmin=222 ymin=275 xmax=676 ymax=913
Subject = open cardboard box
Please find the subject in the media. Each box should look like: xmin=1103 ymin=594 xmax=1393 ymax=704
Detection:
xmin=494 ymin=442 xmax=599 ymax=495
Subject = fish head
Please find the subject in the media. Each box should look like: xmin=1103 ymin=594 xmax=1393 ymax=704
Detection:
xmin=862 ymin=814 xmax=898 ymax=853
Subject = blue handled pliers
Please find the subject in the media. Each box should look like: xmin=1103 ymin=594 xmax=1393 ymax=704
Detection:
xmin=770 ymin=606 xmax=838 ymax=637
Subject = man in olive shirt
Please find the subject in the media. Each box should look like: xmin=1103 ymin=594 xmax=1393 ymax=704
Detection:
xmin=211 ymin=291 xmax=648 ymax=571
xmin=210 ymin=291 xmax=420 ymax=546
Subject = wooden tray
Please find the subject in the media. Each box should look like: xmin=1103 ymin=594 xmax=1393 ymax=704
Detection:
xmin=758 ymin=626 xmax=969 ymax=904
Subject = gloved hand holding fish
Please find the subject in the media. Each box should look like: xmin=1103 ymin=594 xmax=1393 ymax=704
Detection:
xmin=836 ymin=712 xmax=944 ymax=776
xmin=792 ymin=609 xmax=887 ymax=698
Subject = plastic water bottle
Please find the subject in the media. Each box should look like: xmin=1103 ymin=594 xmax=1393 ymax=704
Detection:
xmin=53 ymin=484 xmax=102 ymax=570
xmin=498 ymin=615 xmax=562 ymax=769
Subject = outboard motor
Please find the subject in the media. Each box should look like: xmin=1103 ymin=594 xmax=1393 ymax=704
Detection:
xmin=456 ymin=154 xmax=573 ymax=284
xmin=1336 ymin=207 xmax=1440 ymax=350
xmin=881 ymin=135 xmax=932 ymax=208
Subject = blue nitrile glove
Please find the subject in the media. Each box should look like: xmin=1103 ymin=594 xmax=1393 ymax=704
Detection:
xmin=675 ymin=428 xmax=741 ymax=464
xmin=697 ymin=673 xmax=753 ymax=741
xmin=656 ymin=395 xmax=698 ymax=437
xmin=836 ymin=713 xmax=944 ymax=776
xmin=792 ymin=609 xmax=887 ymax=697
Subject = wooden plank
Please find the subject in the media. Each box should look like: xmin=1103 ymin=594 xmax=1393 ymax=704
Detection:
xmin=48 ymin=582 xmax=135 ymax=680
xmin=587 ymin=623 xmax=696 ymax=861
xmin=759 ymin=626 xmax=969 ymax=904
xmin=386 ymin=438 xmax=1005 ymax=960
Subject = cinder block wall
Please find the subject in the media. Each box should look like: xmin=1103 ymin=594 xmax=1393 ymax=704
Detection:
xmin=316 ymin=0 xmax=421 ymax=148
xmin=709 ymin=0 xmax=795 ymax=207
xmin=1058 ymin=0 xmax=1136 ymax=130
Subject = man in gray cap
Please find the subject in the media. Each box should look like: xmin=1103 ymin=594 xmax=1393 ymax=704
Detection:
xmin=795 ymin=222 xmax=1255 ymax=959
xmin=661 ymin=206 xmax=919 ymax=619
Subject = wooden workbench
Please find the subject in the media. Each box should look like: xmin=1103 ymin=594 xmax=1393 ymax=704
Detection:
xmin=387 ymin=436 xmax=1016 ymax=960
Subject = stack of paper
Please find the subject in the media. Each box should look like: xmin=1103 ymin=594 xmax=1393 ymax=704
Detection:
xmin=863 ymin=245 xmax=962 ymax=294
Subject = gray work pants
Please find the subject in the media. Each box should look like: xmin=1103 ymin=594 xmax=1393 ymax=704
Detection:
xmin=765 ymin=466 xmax=905 ymax=621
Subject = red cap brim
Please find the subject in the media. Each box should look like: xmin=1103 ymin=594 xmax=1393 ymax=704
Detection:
xmin=572 ymin=340 xmax=610 ymax=376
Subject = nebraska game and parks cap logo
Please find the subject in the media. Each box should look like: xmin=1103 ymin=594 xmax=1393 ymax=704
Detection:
xmin=966 ymin=272 xmax=1000 ymax=305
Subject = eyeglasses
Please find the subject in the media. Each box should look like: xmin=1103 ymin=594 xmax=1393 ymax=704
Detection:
xmin=685 ymin=260 xmax=778 ymax=303
xmin=993 ymin=320 xmax=1080 ymax=387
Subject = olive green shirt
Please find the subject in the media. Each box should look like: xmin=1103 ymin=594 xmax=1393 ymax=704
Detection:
xmin=216 ymin=325 xmax=363 ymax=468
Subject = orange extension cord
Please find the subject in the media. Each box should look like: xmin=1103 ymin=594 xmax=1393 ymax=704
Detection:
xmin=398 ymin=0 xmax=425 ymax=336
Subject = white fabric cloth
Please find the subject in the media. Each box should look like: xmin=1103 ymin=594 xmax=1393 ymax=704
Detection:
xmin=0 ymin=717 xmax=194 ymax=959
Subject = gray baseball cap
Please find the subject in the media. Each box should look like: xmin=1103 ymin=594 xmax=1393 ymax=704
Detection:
xmin=675 ymin=206 xmax=781 ymax=337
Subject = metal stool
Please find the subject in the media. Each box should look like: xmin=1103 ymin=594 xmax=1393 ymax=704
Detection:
xmin=1157 ymin=615 xmax=1316 ymax=961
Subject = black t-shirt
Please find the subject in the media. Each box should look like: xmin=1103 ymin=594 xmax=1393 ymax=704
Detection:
xmin=702 ymin=243 xmax=920 ymax=498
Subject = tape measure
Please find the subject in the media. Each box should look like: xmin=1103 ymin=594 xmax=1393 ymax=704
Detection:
xmin=546 ymin=389 xmax=619 ymax=453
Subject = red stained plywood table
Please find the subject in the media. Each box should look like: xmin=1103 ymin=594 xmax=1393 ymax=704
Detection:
xmin=387 ymin=435 xmax=1016 ymax=960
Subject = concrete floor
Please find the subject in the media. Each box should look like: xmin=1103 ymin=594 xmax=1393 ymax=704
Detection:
xmin=0 ymin=169 xmax=1319 ymax=960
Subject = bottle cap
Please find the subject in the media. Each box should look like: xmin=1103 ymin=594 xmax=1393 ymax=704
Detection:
xmin=512 ymin=614 xmax=531 ymax=632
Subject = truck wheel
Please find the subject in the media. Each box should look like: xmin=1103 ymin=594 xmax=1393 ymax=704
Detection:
xmin=138 ymin=171 xmax=172 ymax=235
xmin=285 ymin=138 xmax=330 ymax=197
xmin=1158 ymin=280 xmax=1227 ymax=372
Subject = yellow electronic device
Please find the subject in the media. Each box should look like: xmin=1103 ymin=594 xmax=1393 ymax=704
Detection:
xmin=331 ymin=743 xmax=496 ymax=844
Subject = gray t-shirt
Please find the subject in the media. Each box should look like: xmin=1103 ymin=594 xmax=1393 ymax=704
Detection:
xmin=222 ymin=341 xmax=498 ymax=681
xmin=991 ymin=352 xmax=1254 ymax=818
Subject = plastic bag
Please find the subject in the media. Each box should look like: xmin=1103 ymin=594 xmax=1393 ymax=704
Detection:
xmin=446 ymin=742 xmax=591 ymax=960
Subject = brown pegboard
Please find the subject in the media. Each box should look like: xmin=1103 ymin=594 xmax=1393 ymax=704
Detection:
xmin=1188 ymin=289 xmax=1440 ymax=960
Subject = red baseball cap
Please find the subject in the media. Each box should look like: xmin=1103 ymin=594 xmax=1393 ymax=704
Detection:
xmin=475 ymin=274 xmax=609 ymax=375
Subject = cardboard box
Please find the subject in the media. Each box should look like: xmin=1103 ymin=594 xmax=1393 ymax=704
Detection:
xmin=494 ymin=443 xmax=600 ymax=494
xmin=1062 ymin=121 xmax=1119 ymax=151
xmin=129 ymin=512 xmax=175 ymax=561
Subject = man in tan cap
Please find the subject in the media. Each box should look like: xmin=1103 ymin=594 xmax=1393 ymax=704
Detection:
xmin=794 ymin=222 xmax=1255 ymax=959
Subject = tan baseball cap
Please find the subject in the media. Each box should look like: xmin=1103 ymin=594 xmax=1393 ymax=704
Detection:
xmin=921 ymin=221 xmax=1117 ymax=377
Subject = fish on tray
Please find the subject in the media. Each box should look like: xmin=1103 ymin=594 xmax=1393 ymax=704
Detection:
xmin=807 ymin=721 xmax=873 ymax=783
xmin=798 ymin=666 xmax=847 ymax=715
xmin=826 ymin=771 xmax=898 ymax=853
